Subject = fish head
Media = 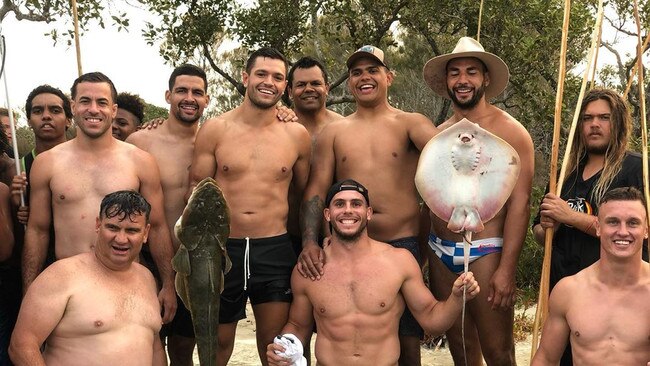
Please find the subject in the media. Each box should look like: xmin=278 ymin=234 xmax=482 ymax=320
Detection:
xmin=175 ymin=178 xmax=230 ymax=251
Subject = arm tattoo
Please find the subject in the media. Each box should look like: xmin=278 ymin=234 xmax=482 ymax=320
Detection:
xmin=301 ymin=195 xmax=324 ymax=246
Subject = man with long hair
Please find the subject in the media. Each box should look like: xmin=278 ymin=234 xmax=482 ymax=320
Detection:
xmin=533 ymin=88 xmax=647 ymax=365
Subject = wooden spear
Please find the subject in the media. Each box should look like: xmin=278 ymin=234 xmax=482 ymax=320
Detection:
xmin=529 ymin=0 xmax=571 ymax=354
xmin=633 ymin=0 xmax=649 ymax=229
xmin=531 ymin=0 xmax=605 ymax=356
xmin=71 ymin=0 xmax=83 ymax=76
xmin=624 ymin=35 xmax=650 ymax=99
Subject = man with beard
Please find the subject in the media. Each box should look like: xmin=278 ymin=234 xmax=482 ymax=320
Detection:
xmin=422 ymin=37 xmax=534 ymax=365
xmin=21 ymin=72 xmax=177 ymax=328
xmin=188 ymin=48 xmax=311 ymax=365
xmin=113 ymin=92 xmax=145 ymax=141
xmin=532 ymin=88 xmax=646 ymax=365
xmin=127 ymin=64 xmax=210 ymax=366
xmin=267 ymin=180 xmax=480 ymax=366
xmin=300 ymin=45 xmax=439 ymax=365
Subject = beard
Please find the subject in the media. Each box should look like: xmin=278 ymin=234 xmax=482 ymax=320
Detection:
xmin=331 ymin=219 xmax=367 ymax=243
xmin=586 ymin=142 xmax=608 ymax=155
xmin=448 ymin=84 xmax=486 ymax=110
xmin=174 ymin=103 xmax=202 ymax=124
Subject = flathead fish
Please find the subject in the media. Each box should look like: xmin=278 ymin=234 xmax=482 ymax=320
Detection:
xmin=173 ymin=177 xmax=231 ymax=366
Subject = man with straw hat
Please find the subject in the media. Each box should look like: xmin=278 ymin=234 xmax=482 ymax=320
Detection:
xmin=422 ymin=36 xmax=534 ymax=365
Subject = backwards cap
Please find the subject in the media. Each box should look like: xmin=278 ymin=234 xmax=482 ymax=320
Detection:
xmin=325 ymin=179 xmax=370 ymax=207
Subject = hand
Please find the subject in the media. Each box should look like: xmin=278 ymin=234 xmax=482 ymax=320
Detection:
xmin=276 ymin=104 xmax=298 ymax=123
xmin=139 ymin=118 xmax=166 ymax=130
xmin=158 ymin=285 xmax=178 ymax=323
xmin=487 ymin=266 xmax=516 ymax=310
xmin=539 ymin=193 xmax=573 ymax=226
xmin=267 ymin=342 xmax=290 ymax=366
xmin=451 ymin=271 xmax=480 ymax=300
xmin=16 ymin=206 xmax=29 ymax=225
xmin=296 ymin=242 xmax=325 ymax=280
xmin=538 ymin=215 xmax=558 ymax=231
xmin=10 ymin=173 xmax=27 ymax=208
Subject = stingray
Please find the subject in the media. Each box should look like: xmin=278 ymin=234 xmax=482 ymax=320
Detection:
xmin=415 ymin=118 xmax=520 ymax=366
xmin=415 ymin=118 xmax=520 ymax=234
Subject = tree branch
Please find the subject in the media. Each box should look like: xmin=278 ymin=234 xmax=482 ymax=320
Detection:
xmin=202 ymin=43 xmax=245 ymax=95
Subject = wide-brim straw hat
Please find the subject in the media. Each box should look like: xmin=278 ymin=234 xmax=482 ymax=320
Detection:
xmin=423 ymin=37 xmax=509 ymax=100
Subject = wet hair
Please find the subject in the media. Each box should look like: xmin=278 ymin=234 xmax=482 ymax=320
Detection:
xmin=245 ymin=47 xmax=288 ymax=75
xmin=25 ymin=84 xmax=73 ymax=119
xmin=168 ymin=64 xmax=208 ymax=91
xmin=71 ymin=72 xmax=118 ymax=103
xmin=116 ymin=92 xmax=145 ymax=125
xmin=566 ymin=88 xmax=631 ymax=205
xmin=600 ymin=186 xmax=646 ymax=208
xmin=99 ymin=190 xmax=151 ymax=224
xmin=287 ymin=56 xmax=329 ymax=87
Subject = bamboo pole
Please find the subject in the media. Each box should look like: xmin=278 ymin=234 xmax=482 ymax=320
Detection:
xmin=632 ymin=0 xmax=650 ymax=228
xmin=589 ymin=13 xmax=603 ymax=88
xmin=624 ymin=35 xmax=650 ymax=99
xmin=529 ymin=0 xmax=571 ymax=356
xmin=477 ymin=0 xmax=485 ymax=43
xmin=557 ymin=0 xmax=604 ymax=196
xmin=71 ymin=0 xmax=83 ymax=76
xmin=531 ymin=0 xmax=606 ymax=357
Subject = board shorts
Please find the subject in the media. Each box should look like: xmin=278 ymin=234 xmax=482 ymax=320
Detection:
xmin=161 ymin=295 xmax=195 ymax=338
xmin=387 ymin=236 xmax=424 ymax=339
xmin=220 ymin=233 xmax=296 ymax=324
xmin=428 ymin=233 xmax=503 ymax=274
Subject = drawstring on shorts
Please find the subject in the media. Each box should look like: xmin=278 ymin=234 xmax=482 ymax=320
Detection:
xmin=243 ymin=237 xmax=251 ymax=290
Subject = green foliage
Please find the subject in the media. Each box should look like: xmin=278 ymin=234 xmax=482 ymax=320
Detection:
xmin=15 ymin=126 xmax=34 ymax=157
xmin=234 ymin=0 xmax=308 ymax=55
xmin=516 ymin=185 xmax=545 ymax=301
xmin=143 ymin=102 xmax=168 ymax=121
xmin=141 ymin=0 xmax=232 ymax=63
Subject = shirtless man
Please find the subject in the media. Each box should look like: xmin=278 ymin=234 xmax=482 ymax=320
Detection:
xmin=531 ymin=187 xmax=650 ymax=365
xmin=11 ymin=84 xmax=72 ymax=226
xmin=21 ymin=72 xmax=177 ymax=324
xmin=188 ymin=47 xmax=311 ymax=365
xmin=287 ymin=56 xmax=342 ymax=144
xmin=422 ymin=37 xmax=534 ymax=365
xmin=300 ymin=45 xmax=438 ymax=366
xmin=268 ymin=180 xmax=480 ymax=366
xmin=9 ymin=190 xmax=163 ymax=366
xmin=0 ymin=111 xmax=14 ymax=185
xmin=127 ymin=64 xmax=210 ymax=365
xmin=113 ymin=92 xmax=145 ymax=141
xmin=286 ymin=56 xmax=342 ymax=252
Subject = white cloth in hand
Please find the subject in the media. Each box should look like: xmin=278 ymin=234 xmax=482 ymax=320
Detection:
xmin=273 ymin=333 xmax=307 ymax=366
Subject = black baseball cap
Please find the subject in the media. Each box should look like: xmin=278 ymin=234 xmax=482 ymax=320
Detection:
xmin=325 ymin=179 xmax=370 ymax=207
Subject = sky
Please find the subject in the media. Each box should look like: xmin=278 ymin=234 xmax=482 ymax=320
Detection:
xmin=0 ymin=4 xmax=173 ymax=126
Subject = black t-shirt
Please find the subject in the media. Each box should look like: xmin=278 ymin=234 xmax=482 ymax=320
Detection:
xmin=533 ymin=151 xmax=648 ymax=290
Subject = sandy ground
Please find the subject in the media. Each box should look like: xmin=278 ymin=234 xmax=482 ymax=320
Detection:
xmin=192 ymin=303 xmax=535 ymax=365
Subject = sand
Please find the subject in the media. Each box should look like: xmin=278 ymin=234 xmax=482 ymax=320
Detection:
xmin=192 ymin=303 xmax=535 ymax=365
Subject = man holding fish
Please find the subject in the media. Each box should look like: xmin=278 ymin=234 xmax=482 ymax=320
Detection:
xmin=421 ymin=37 xmax=534 ymax=365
